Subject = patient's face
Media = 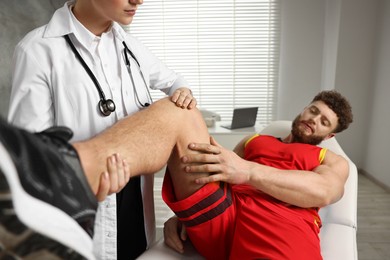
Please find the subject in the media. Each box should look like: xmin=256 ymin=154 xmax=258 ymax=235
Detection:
xmin=291 ymin=101 xmax=338 ymax=145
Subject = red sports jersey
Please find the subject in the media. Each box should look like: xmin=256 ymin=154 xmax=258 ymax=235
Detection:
xmin=244 ymin=134 xmax=327 ymax=171
xmin=163 ymin=134 xmax=327 ymax=260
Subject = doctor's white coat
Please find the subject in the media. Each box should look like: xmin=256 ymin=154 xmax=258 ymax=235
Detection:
xmin=8 ymin=2 xmax=188 ymax=259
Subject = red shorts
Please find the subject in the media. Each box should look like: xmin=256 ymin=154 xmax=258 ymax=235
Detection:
xmin=162 ymin=173 xmax=235 ymax=259
xmin=162 ymin=173 xmax=322 ymax=260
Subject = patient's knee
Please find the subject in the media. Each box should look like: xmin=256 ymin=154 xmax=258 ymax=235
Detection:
xmin=151 ymin=97 xmax=203 ymax=121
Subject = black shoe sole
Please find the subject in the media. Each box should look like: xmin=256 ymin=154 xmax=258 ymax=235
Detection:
xmin=0 ymin=116 xmax=97 ymax=237
xmin=0 ymin=170 xmax=86 ymax=260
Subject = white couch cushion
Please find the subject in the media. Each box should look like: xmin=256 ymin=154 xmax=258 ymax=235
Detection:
xmin=320 ymin=223 xmax=358 ymax=260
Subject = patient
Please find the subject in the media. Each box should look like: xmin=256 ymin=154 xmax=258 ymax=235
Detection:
xmin=0 ymin=90 xmax=352 ymax=259
xmin=162 ymin=90 xmax=353 ymax=259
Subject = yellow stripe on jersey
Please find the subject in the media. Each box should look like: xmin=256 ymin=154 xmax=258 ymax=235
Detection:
xmin=319 ymin=148 xmax=327 ymax=164
xmin=244 ymin=134 xmax=260 ymax=147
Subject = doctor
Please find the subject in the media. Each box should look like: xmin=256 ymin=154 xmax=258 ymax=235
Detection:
xmin=8 ymin=0 xmax=196 ymax=259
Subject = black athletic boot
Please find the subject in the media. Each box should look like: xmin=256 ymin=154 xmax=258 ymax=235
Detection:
xmin=0 ymin=118 xmax=97 ymax=260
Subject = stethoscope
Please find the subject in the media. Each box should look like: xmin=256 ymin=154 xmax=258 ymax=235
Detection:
xmin=65 ymin=34 xmax=153 ymax=116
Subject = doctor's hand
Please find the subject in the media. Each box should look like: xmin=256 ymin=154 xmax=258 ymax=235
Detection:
xmin=171 ymin=87 xmax=197 ymax=109
xmin=163 ymin=216 xmax=187 ymax=254
xmin=95 ymin=153 xmax=131 ymax=202
xmin=182 ymin=137 xmax=252 ymax=185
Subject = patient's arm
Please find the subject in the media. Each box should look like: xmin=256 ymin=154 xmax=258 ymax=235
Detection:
xmin=182 ymin=137 xmax=349 ymax=208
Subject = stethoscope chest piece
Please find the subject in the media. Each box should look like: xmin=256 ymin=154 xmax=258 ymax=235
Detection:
xmin=99 ymin=99 xmax=116 ymax=116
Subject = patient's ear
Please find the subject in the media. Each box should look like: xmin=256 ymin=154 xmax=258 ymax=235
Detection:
xmin=324 ymin=133 xmax=336 ymax=140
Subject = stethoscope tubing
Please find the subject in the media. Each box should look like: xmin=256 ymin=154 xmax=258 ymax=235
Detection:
xmin=64 ymin=34 xmax=153 ymax=116
xmin=65 ymin=34 xmax=107 ymax=102
xmin=122 ymin=41 xmax=153 ymax=108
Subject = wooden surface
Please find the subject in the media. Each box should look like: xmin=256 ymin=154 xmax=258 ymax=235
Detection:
xmin=357 ymin=172 xmax=390 ymax=260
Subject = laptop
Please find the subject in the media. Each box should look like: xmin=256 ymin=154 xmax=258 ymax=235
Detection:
xmin=221 ymin=107 xmax=258 ymax=130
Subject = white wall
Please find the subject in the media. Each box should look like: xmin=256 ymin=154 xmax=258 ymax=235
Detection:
xmin=333 ymin=0 xmax=378 ymax=166
xmin=278 ymin=0 xmax=325 ymax=118
xmin=363 ymin=0 xmax=390 ymax=188
xmin=279 ymin=0 xmax=389 ymax=187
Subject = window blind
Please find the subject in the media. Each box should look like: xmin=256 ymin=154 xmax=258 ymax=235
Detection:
xmin=124 ymin=0 xmax=280 ymax=125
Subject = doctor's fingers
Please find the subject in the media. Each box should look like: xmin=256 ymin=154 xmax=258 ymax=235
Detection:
xmin=171 ymin=90 xmax=196 ymax=109
xmin=170 ymin=89 xmax=185 ymax=104
xmin=96 ymin=172 xmax=110 ymax=202
xmin=177 ymin=88 xmax=197 ymax=108
xmin=114 ymin=154 xmax=131 ymax=193
xmin=107 ymin=154 xmax=129 ymax=194
xmin=106 ymin=155 xmax=119 ymax=193
xmin=185 ymin=96 xmax=197 ymax=109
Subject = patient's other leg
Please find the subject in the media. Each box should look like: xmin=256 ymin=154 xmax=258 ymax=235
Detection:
xmin=73 ymin=97 xmax=210 ymax=200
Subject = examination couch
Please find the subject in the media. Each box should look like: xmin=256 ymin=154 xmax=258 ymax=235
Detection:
xmin=138 ymin=120 xmax=358 ymax=260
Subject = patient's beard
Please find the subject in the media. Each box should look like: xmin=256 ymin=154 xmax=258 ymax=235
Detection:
xmin=291 ymin=116 xmax=325 ymax=145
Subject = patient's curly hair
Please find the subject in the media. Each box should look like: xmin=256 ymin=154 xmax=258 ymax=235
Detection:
xmin=312 ymin=90 xmax=353 ymax=133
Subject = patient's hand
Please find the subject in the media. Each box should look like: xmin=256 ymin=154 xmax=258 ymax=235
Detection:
xmin=95 ymin=153 xmax=131 ymax=202
xmin=183 ymin=136 xmax=251 ymax=185
xmin=164 ymin=216 xmax=187 ymax=254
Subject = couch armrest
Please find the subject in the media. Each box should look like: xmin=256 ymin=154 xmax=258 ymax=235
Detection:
xmin=318 ymin=139 xmax=358 ymax=229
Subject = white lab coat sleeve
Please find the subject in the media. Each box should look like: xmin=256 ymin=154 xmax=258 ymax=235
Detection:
xmin=128 ymin=36 xmax=190 ymax=96
xmin=8 ymin=43 xmax=54 ymax=132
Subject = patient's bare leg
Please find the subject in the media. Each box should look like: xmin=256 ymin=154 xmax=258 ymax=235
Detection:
xmin=73 ymin=97 xmax=210 ymax=200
